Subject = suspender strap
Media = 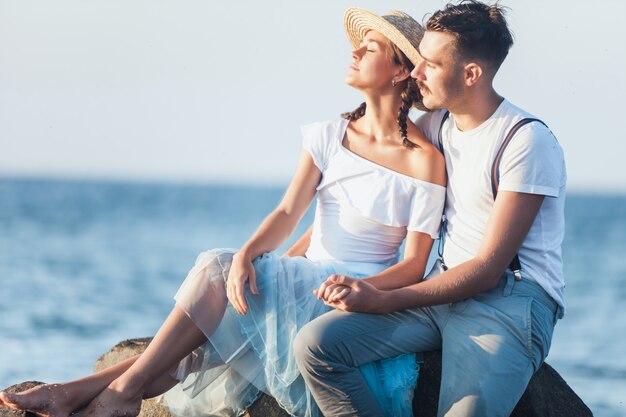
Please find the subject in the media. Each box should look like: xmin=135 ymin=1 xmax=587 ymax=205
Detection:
xmin=491 ymin=117 xmax=549 ymax=280
xmin=491 ymin=118 xmax=548 ymax=199
xmin=436 ymin=111 xmax=450 ymax=265
xmin=437 ymin=110 xmax=450 ymax=153
xmin=437 ymin=113 xmax=549 ymax=279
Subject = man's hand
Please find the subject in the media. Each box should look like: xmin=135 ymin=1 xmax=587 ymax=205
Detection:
xmin=316 ymin=275 xmax=390 ymax=313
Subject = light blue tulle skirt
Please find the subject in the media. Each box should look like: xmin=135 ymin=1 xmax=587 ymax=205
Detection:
xmin=161 ymin=249 xmax=418 ymax=417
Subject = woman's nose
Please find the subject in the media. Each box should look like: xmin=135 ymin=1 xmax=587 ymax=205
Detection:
xmin=352 ymin=46 xmax=365 ymax=60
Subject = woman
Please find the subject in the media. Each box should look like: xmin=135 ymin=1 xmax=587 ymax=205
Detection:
xmin=0 ymin=8 xmax=445 ymax=417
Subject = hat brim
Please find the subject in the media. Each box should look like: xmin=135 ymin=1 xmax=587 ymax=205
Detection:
xmin=344 ymin=8 xmax=423 ymax=67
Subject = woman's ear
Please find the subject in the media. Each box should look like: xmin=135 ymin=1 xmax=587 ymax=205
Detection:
xmin=464 ymin=62 xmax=483 ymax=87
xmin=394 ymin=66 xmax=411 ymax=84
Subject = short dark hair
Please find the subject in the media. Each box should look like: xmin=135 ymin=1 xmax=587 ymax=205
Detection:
xmin=426 ymin=0 xmax=514 ymax=71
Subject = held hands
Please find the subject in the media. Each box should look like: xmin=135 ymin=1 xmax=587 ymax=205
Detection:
xmin=314 ymin=274 xmax=386 ymax=313
xmin=226 ymin=252 xmax=259 ymax=315
xmin=314 ymin=276 xmax=352 ymax=303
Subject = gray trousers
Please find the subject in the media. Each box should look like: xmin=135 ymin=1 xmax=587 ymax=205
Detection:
xmin=294 ymin=272 xmax=561 ymax=417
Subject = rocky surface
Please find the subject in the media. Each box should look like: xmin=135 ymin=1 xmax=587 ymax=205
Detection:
xmin=1 ymin=338 xmax=592 ymax=417
xmin=414 ymin=351 xmax=592 ymax=417
xmin=0 ymin=382 xmax=47 ymax=417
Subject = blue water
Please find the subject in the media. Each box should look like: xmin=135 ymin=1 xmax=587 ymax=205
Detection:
xmin=0 ymin=178 xmax=624 ymax=416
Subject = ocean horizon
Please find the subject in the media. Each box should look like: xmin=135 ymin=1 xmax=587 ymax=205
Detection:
xmin=1 ymin=177 xmax=624 ymax=416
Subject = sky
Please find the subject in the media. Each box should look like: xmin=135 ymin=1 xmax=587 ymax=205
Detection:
xmin=1 ymin=0 xmax=625 ymax=192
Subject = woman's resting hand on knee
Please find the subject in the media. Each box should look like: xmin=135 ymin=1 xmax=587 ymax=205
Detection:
xmin=227 ymin=252 xmax=259 ymax=315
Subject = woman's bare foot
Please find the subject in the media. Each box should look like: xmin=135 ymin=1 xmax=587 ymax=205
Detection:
xmin=79 ymin=383 xmax=142 ymax=417
xmin=0 ymin=384 xmax=76 ymax=417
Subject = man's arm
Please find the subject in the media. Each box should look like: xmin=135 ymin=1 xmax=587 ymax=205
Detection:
xmin=323 ymin=190 xmax=544 ymax=313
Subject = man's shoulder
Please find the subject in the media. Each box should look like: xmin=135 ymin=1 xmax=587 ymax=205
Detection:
xmin=496 ymin=101 xmax=564 ymax=173
xmin=499 ymin=100 xmax=545 ymax=125
xmin=492 ymin=100 xmax=555 ymax=141
xmin=413 ymin=110 xmax=449 ymax=146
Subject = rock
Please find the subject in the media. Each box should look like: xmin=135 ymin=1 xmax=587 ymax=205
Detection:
xmin=513 ymin=362 xmax=593 ymax=417
xmin=0 ymin=382 xmax=47 ymax=417
xmin=1 ymin=339 xmax=592 ymax=417
xmin=93 ymin=338 xmax=152 ymax=372
xmin=92 ymin=338 xmax=174 ymax=417
xmin=414 ymin=351 xmax=593 ymax=417
xmin=244 ymin=394 xmax=289 ymax=417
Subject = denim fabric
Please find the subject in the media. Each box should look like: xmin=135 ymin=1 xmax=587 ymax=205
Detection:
xmin=294 ymin=271 xmax=559 ymax=417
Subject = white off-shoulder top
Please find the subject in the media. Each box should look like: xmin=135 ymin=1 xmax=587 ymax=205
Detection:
xmin=302 ymin=119 xmax=446 ymax=276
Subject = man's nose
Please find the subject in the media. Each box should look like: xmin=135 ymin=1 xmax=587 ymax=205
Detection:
xmin=411 ymin=60 xmax=425 ymax=80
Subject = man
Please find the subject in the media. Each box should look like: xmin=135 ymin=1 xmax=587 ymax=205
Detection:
xmin=293 ymin=1 xmax=566 ymax=416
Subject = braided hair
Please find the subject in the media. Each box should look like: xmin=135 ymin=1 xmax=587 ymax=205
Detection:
xmin=341 ymin=101 xmax=367 ymax=121
xmin=342 ymin=41 xmax=426 ymax=149
xmin=396 ymin=78 xmax=423 ymax=149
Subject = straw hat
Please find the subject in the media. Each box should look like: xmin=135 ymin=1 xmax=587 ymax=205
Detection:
xmin=343 ymin=7 xmax=424 ymax=66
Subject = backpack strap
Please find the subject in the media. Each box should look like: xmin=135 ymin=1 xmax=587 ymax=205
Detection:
xmin=491 ymin=117 xmax=549 ymax=280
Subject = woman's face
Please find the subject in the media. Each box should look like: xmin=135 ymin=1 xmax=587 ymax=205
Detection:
xmin=346 ymin=30 xmax=403 ymax=92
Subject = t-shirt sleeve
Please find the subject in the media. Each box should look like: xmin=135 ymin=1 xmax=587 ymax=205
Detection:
xmin=407 ymin=183 xmax=446 ymax=238
xmin=301 ymin=121 xmax=335 ymax=172
xmin=498 ymin=123 xmax=566 ymax=198
xmin=414 ymin=110 xmax=448 ymax=149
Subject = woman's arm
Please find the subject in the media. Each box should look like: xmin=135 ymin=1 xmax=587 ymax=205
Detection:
xmin=316 ymin=231 xmax=433 ymax=301
xmin=238 ymin=150 xmax=319 ymax=259
xmin=363 ymin=231 xmax=433 ymax=290
xmin=283 ymin=225 xmax=313 ymax=257
xmin=228 ymin=150 xmax=320 ymax=314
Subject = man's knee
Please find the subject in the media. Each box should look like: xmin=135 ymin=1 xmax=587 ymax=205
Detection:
xmin=295 ymin=312 xmax=355 ymax=375
xmin=294 ymin=319 xmax=327 ymax=373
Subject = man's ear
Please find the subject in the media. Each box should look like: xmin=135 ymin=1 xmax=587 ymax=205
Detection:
xmin=464 ymin=62 xmax=483 ymax=86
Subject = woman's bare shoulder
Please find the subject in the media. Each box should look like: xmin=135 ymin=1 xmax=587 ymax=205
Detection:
xmin=405 ymin=126 xmax=447 ymax=187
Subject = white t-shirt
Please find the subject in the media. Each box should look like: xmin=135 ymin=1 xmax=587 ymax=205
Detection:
xmin=301 ymin=119 xmax=446 ymax=277
xmin=415 ymin=100 xmax=567 ymax=310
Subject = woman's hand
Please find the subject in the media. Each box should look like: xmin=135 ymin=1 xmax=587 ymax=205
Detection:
xmin=314 ymin=275 xmax=352 ymax=303
xmin=226 ymin=252 xmax=259 ymax=315
xmin=319 ymin=275 xmax=390 ymax=313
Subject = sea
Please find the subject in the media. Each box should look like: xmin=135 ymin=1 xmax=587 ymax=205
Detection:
xmin=0 ymin=177 xmax=624 ymax=416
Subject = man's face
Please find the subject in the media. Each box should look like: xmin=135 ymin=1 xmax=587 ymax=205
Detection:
xmin=411 ymin=31 xmax=466 ymax=110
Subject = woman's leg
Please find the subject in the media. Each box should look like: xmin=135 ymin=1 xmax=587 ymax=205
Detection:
xmin=78 ymin=298 xmax=226 ymax=417
xmin=1 ymin=283 xmax=228 ymax=417
xmin=0 ymin=350 xmax=186 ymax=417
xmin=0 ymin=356 xmax=140 ymax=417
